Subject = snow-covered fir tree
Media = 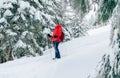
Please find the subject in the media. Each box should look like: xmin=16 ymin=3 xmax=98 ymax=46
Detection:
xmin=62 ymin=0 xmax=89 ymax=38
xmin=0 ymin=0 xmax=120 ymax=78
xmin=0 ymin=0 xmax=89 ymax=63
xmin=0 ymin=0 xmax=64 ymax=63
xmin=92 ymin=0 xmax=120 ymax=78
xmin=97 ymin=0 xmax=117 ymax=23
xmin=68 ymin=0 xmax=120 ymax=78
xmin=95 ymin=55 xmax=112 ymax=78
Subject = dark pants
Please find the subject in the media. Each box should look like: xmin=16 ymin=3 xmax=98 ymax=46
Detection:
xmin=53 ymin=42 xmax=61 ymax=59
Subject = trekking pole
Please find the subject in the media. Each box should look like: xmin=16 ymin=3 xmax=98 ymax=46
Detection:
xmin=49 ymin=45 xmax=53 ymax=60
xmin=47 ymin=36 xmax=53 ymax=59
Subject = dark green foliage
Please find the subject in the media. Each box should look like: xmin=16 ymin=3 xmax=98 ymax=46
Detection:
xmin=14 ymin=47 xmax=29 ymax=58
xmin=80 ymin=0 xmax=87 ymax=14
xmin=98 ymin=0 xmax=117 ymax=23
xmin=0 ymin=8 xmax=6 ymax=18
xmin=0 ymin=49 xmax=6 ymax=63
xmin=96 ymin=55 xmax=112 ymax=78
xmin=29 ymin=1 xmax=38 ymax=8
xmin=10 ymin=3 xmax=19 ymax=14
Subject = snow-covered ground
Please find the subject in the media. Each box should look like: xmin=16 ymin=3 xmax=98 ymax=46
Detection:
xmin=0 ymin=26 xmax=112 ymax=78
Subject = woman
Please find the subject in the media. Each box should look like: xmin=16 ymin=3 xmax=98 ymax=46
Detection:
xmin=47 ymin=22 xmax=63 ymax=59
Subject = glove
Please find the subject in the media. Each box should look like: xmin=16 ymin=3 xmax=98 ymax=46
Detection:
xmin=47 ymin=34 xmax=51 ymax=37
xmin=54 ymin=35 xmax=58 ymax=38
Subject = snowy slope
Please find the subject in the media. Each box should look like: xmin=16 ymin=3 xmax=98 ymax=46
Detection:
xmin=0 ymin=26 xmax=111 ymax=78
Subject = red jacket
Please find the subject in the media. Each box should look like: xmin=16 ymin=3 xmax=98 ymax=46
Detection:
xmin=51 ymin=24 xmax=62 ymax=42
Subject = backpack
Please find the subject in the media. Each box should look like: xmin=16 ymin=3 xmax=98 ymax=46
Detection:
xmin=60 ymin=32 xmax=64 ymax=42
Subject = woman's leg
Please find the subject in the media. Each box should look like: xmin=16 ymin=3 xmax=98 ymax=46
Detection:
xmin=53 ymin=42 xmax=61 ymax=59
